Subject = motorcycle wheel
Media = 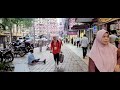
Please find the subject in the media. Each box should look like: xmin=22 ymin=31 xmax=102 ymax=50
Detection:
xmin=19 ymin=50 xmax=26 ymax=57
xmin=4 ymin=53 xmax=14 ymax=62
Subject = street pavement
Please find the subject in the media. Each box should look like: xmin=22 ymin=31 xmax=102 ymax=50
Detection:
xmin=65 ymin=43 xmax=89 ymax=65
xmin=13 ymin=44 xmax=88 ymax=72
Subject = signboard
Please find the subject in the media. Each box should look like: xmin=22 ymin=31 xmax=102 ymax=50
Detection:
xmin=67 ymin=31 xmax=77 ymax=35
xmin=93 ymin=26 xmax=98 ymax=34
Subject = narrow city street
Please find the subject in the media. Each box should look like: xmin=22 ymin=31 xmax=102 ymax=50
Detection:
xmin=13 ymin=44 xmax=88 ymax=72
xmin=0 ymin=18 xmax=120 ymax=72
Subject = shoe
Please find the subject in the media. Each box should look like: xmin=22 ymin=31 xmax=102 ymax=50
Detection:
xmin=57 ymin=65 xmax=59 ymax=69
xmin=55 ymin=63 xmax=57 ymax=69
xmin=43 ymin=59 xmax=46 ymax=64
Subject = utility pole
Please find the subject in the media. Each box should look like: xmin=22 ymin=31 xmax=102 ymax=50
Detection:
xmin=33 ymin=20 xmax=35 ymax=47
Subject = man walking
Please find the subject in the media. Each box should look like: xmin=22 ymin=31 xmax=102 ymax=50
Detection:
xmin=38 ymin=37 xmax=44 ymax=52
xmin=76 ymin=36 xmax=80 ymax=48
xmin=81 ymin=34 xmax=89 ymax=59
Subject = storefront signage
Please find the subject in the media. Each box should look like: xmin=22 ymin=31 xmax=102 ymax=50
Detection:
xmin=67 ymin=31 xmax=77 ymax=35
xmin=99 ymin=18 xmax=120 ymax=23
xmin=93 ymin=26 xmax=98 ymax=34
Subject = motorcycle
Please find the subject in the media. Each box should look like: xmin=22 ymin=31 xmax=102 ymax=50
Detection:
xmin=0 ymin=49 xmax=14 ymax=63
xmin=13 ymin=45 xmax=26 ymax=57
xmin=0 ymin=49 xmax=14 ymax=71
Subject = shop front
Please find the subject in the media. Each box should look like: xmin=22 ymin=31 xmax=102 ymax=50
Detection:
xmin=0 ymin=31 xmax=10 ymax=48
xmin=67 ymin=31 xmax=78 ymax=40
xmin=98 ymin=18 xmax=120 ymax=34
xmin=71 ymin=24 xmax=89 ymax=37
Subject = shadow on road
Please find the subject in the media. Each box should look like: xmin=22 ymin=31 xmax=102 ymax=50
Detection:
xmin=54 ymin=68 xmax=64 ymax=72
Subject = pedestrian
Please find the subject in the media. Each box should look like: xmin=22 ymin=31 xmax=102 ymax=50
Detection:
xmin=81 ymin=34 xmax=89 ymax=59
xmin=115 ymin=36 xmax=119 ymax=48
xmin=51 ymin=36 xmax=61 ymax=69
xmin=71 ymin=37 xmax=73 ymax=44
xmin=88 ymin=29 xmax=120 ymax=72
xmin=28 ymin=49 xmax=46 ymax=65
xmin=118 ymin=35 xmax=120 ymax=48
xmin=38 ymin=37 xmax=44 ymax=52
xmin=76 ymin=36 xmax=80 ymax=48
xmin=73 ymin=37 xmax=76 ymax=46
xmin=109 ymin=30 xmax=118 ymax=46
xmin=66 ymin=38 xmax=68 ymax=43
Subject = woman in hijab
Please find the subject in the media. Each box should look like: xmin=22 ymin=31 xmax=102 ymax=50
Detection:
xmin=88 ymin=29 xmax=120 ymax=72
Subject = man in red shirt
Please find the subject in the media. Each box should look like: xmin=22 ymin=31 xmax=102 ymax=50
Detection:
xmin=51 ymin=36 xmax=61 ymax=69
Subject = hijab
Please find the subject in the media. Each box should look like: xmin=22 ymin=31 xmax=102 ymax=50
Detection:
xmin=89 ymin=29 xmax=118 ymax=72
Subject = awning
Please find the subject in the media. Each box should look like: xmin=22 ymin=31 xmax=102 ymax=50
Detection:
xmin=98 ymin=18 xmax=120 ymax=25
xmin=76 ymin=18 xmax=94 ymax=23
xmin=71 ymin=24 xmax=89 ymax=30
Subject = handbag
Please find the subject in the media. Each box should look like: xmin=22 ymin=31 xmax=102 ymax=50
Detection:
xmin=59 ymin=52 xmax=64 ymax=63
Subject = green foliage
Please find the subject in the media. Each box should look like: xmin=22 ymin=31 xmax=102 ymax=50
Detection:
xmin=1 ymin=18 xmax=33 ymax=30
xmin=0 ymin=63 xmax=5 ymax=70
xmin=2 ymin=18 xmax=13 ymax=30
xmin=20 ymin=18 xmax=33 ymax=28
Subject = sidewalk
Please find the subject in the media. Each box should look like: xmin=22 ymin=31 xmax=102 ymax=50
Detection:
xmin=64 ymin=43 xmax=89 ymax=65
xmin=13 ymin=46 xmax=48 ymax=72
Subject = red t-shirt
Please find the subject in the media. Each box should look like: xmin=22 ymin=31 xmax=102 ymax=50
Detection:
xmin=51 ymin=40 xmax=61 ymax=54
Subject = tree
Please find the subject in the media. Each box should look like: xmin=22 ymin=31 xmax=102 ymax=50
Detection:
xmin=20 ymin=18 xmax=33 ymax=28
xmin=1 ymin=18 xmax=33 ymax=42
xmin=2 ymin=18 xmax=14 ymax=42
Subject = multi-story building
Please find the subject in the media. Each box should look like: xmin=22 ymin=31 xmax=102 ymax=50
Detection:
xmin=12 ymin=24 xmax=23 ymax=39
xmin=31 ymin=18 xmax=69 ymax=39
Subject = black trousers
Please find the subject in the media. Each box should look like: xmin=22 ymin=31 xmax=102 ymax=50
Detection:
xmin=77 ymin=41 xmax=80 ymax=47
xmin=82 ymin=47 xmax=87 ymax=58
xmin=53 ymin=53 xmax=59 ymax=65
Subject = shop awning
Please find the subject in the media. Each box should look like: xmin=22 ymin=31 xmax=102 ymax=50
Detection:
xmin=76 ymin=18 xmax=94 ymax=23
xmin=98 ymin=18 xmax=120 ymax=24
xmin=71 ymin=24 xmax=89 ymax=30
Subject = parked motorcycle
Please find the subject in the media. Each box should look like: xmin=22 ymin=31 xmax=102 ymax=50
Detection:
xmin=0 ymin=49 xmax=14 ymax=72
xmin=13 ymin=45 xmax=26 ymax=57
xmin=0 ymin=49 xmax=14 ymax=63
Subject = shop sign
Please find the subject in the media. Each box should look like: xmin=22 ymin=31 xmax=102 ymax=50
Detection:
xmin=67 ymin=31 xmax=77 ymax=35
xmin=93 ymin=26 xmax=98 ymax=34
